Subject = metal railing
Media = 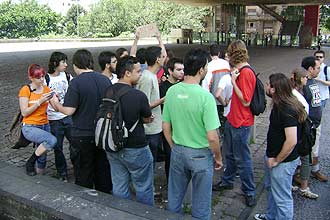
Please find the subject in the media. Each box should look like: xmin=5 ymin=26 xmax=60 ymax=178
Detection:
xmin=188 ymin=31 xmax=319 ymax=48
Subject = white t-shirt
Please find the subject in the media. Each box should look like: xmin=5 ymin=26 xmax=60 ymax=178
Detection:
xmin=110 ymin=73 xmax=118 ymax=84
xmin=46 ymin=72 xmax=72 ymax=120
xmin=218 ymin=73 xmax=233 ymax=117
xmin=316 ymin=63 xmax=330 ymax=101
xmin=201 ymin=58 xmax=230 ymax=91
xmin=292 ymin=89 xmax=309 ymax=113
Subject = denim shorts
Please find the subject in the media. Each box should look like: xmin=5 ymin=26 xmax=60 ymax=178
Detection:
xmin=22 ymin=123 xmax=57 ymax=151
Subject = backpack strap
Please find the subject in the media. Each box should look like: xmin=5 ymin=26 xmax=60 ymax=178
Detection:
xmin=324 ymin=66 xmax=328 ymax=81
xmin=65 ymin=72 xmax=71 ymax=84
xmin=240 ymin=65 xmax=257 ymax=75
xmin=45 ymin=72 xmax=71 ymax=86
xmin=111 ymin=86 xmax=139 ymax=133
xmin=45 ymin=74 xmax=50 ymax=86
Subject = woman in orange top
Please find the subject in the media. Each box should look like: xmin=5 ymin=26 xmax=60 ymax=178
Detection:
xmin=19 ymin=64 xmax=57 ymax=176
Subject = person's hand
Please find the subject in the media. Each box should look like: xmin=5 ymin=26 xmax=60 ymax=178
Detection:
xmin=267 ymin=157 xmax=279 ymax=168
xmin=37 ymin=91 xmax=55 ymax=105
xmin=143 ymin=114 xmax=154 ymax=123
xmin=231 ymin=68 xmax=240 ymax=82
xmin=214 ymin=155 xmax=223 ymax=171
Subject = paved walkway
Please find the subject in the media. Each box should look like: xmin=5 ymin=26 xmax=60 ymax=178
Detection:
xmin=0 ymin=41 xmax=320 ymax=219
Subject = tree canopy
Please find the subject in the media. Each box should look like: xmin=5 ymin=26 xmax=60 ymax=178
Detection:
xmin=0 ymin=0 xmax=61 ymax=38
xmin=78 ymin=0 xmax=210 ymax=38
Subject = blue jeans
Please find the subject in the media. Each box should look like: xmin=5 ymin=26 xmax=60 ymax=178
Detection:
xmin=167 ymin=144 xmax=214 ymax=220
xmin=22 ymin=124 xmax=57 ymax=169
xmin=265 ymin=156 xmax=299 ymax=220
xmin=107 ymin=145 xmax=154 ymax=206
xmin=321 ymin=99 xmax=327 ymax=109
xmin=222 ymin=121 xmax=256 ymax=196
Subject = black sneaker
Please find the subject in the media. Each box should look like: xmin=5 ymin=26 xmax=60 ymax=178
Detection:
xmin=212 ymin=181 xmax=234 ymax=191
xmin=254 ymin=213 xmax=266 ymax=220
xmin=245 ymin=195 xmax=256 ymax=207
xmin=25 ymin=160 xmax=36 ymax=176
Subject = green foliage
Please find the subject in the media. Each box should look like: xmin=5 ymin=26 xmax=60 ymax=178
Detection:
xmin=320 ymin=5 xmax=330 ymax=32
xmin=0 ymin=0 xmax=61 ymax=38
xmin=281 ymin=6 xmax=304 ymax=22
xmin=79 ymin=0 xmax=210 ymax=38
xmin=63 ymin=4 xmax=86 ymax=36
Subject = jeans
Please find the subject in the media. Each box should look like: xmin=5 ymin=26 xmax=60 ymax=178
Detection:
xmin=167 ymin=144 xmax=214 ymax=220
xmin=41 ymin=116 xmax=72 ymax=177
xmin=70 ymin=136 xmax=112 ymax=193
xmin=222 ymin=121 xmax=256 ymax=196
xmin=107 ymin=145 xmax=154 ymax=206
xmin=321 ymin=99 xmax=327 ymax=109
xmin=22 ymin=124 xmax=57 ymax=169
xmin=146 ymin=133 xmax=161 ymax=163
xmin=265 ymin=156 xmax=299 ymax=220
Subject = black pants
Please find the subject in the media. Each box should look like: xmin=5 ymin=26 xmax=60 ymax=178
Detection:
xmin=70 ymin=136 xmax=112 ymax=193
xmin=217 ymin=105 xmax=226 ymax=137
xmin=161 ymin=132 xmax=172 ymax=182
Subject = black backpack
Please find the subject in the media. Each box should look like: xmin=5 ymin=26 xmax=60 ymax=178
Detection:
xmin=95 ymin=86 xmax=138 ymax=152
xmin=297 ymin=116 xmax=316 ymax=158
xmin=241 ymin=66 xmax=266 ymax=116
xmin=5 ymin=85 xmax=34 ymax=149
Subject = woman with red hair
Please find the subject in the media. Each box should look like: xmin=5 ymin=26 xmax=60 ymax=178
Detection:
xmin=18 ymin=64 xmax=57 ymax=176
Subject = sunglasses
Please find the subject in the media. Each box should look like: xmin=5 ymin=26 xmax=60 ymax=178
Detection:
xmin=316 ymin=56 xmax=324 ymax=59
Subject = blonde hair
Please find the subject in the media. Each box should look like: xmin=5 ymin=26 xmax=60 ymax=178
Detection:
xmin=226 ymin=40 xmax=249 ymax=67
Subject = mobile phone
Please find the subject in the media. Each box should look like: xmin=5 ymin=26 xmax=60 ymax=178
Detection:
xmin=47 ymin=91 xmax=56 ymax=97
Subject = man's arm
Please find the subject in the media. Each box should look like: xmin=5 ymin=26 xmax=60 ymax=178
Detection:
xmin=130 ymin=29 xmax=141 ymax=57
xmin=215 ymin=87 xmax=227 ymax=106
xmin=150 ymin=97 xmax=165 ymax=109
xmin=50 ymin=96 xmax=76 ymax=116
xmin=162 ymin=121 xmax=174 ymax=148
xmin=155 ymin=30 xmax=167 ymax=59
xmin=315 ymin=78 xmax=330 ymax=86
xmin=207 ymin=129 xmax=223 ymax=170
xmin=267 ymin=126 xmax=297 ymax=168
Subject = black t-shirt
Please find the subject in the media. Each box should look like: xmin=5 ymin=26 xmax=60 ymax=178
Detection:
xmin=303 ymin=79 xmax=322 ymax=127
xmin=266 ymin=105 xmax=300 ymax=162
xmin=64 ymin=72 xmax=111 ymax=137
xmin=111 ymin=83 xmax=152 ymax=148
xmin=159 ymin=80 xmax=175 ymax=111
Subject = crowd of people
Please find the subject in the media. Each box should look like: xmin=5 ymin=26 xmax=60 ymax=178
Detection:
xmin=17 ymin=31 xmax=329 ymax=219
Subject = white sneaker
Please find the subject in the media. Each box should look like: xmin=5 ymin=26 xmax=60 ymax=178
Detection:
xmin=254 ymin=213 xmax=267 ymax=220
xmin=299 ymin=187 xmax=318 ymax=199
xmin=292 ymin=185 xmax=299 ymax=191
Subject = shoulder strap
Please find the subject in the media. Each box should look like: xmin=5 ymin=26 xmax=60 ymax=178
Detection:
xmin=65 ymin=72 xmax=71 ymax=84
xmin=240 ymin=65 xmax=255 ymax=74
xmin=45 ymin=74 xmax=50 ymax=86
xmin=26 ymin=84 xmax=35 ymax=96
xmin=324 ymin=66 xmax=328 ymax=81
xmin=114 ymin=86 xmax=131 ymax=100
xmin=112 ymin=85 xmax=138 ymax=133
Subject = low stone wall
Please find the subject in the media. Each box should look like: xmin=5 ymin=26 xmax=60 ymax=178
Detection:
xmin=0 ymin=161 xmax=184 ymax=220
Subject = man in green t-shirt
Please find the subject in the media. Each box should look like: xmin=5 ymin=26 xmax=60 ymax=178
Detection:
xmin=162 ymin=48 xmax=222 ymax=220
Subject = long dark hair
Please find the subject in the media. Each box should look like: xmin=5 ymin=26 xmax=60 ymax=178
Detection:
xmin=269 ymin=73 xmax=307 ymax=123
